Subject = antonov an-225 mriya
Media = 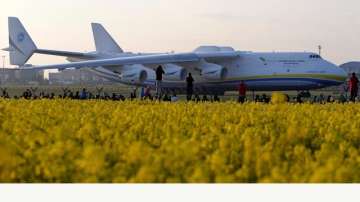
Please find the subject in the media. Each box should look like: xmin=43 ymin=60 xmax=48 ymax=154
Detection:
xmin=4 ymin=17 xmax=347 ymax=95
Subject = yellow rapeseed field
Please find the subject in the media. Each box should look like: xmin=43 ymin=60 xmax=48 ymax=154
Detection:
xmin=0 ymin=99 xmax=359 ymax=183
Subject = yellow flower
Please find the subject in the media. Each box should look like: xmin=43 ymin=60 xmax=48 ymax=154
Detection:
xmin=0 ymin=100 xmax=359 ymax=183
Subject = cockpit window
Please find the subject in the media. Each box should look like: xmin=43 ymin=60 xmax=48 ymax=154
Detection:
xmin=310 ymin=54 xmax=322 ymax=59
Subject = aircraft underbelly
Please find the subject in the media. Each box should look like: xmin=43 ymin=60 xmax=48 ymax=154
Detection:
xmin=143 ymin=77 xmax=341 ymax=92
xmin=88 ymin=67 xmax=342 ymax=92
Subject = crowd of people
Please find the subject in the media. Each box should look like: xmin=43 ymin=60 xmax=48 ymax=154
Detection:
xmin=0 ymin=87 xmax=128 ymax=101
xmin=0 ymin=87 xmax=223 ymax=103
xmin=0 ymin=68 xmax=359 ymax=104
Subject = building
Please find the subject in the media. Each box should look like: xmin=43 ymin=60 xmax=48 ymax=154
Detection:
xmin=0 ymin=68 xmax=45 ymax=85
xmin=48 ymin=69 xmax=110 ymax=85
xmin=340 ymin=62 xmax=360 ymax=75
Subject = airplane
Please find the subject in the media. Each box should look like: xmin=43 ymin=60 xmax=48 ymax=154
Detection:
xmin=3 ymin=17 xmax=348 ymax=95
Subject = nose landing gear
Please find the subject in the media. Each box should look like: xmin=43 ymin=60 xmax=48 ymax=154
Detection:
xmin=298 ymin=90 xmax=311 ymax=98
xmin=295 ymin=90 xmax=312 ymax=103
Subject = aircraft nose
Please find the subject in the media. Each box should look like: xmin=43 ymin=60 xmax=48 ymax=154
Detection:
xmin=325 ymin=61 xmax=348 ymax=82
xmin=335 ymin=65 xmax=348 ymax=81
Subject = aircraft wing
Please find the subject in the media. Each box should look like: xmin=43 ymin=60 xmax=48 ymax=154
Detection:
xmin=2 ymin=47 xmax=95 ymax=59
xmin=35 ymin=49 xmax=95 ymax=59
xmin=19 ymin=51 xmax=240 ymax=71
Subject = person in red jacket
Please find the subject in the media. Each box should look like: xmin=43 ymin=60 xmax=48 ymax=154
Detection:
xmin=238 ymin=81 xmax=247 ymax=103
xmin=349 ymin=73 xmax=359 ymax=102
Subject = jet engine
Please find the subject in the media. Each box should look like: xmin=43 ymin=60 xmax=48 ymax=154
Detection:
xmin=200 ymin=60 xmax=228 ymax=80
xmin=163 ymin=64 xmax=187 ymax=81
xmin=120 ymin=64 xmax=148 ymax=83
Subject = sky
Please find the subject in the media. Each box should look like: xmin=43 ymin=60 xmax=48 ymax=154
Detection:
xmin=0 ymin=0 xmax=360 ymax=67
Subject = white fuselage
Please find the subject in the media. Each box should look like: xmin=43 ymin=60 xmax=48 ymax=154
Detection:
xmin=6 ymin=17 xmax=347 ymax=93
xmin=67 ymin=51 xmax=347 ymax=94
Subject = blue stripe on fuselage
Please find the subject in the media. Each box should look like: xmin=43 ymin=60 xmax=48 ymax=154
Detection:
xmin=90 ymin=68 xmax=344 ymax=91
xmin=144 ymin=77 xmax=343 ymax=91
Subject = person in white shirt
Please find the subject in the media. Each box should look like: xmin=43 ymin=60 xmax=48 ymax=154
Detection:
xmin=171 ymin=93 xmax=179 ymax=102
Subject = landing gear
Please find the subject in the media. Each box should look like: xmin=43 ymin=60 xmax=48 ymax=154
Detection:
xmin=298 ymin=90 xmax=311 ymax=98
xmin=296 ymin=90 xmax=312 ymax=103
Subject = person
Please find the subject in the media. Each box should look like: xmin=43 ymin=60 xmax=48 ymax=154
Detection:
xmin=119 ymin=94 xmax=126 ymax=101
xmin=27 ymin=89 xmax=32 ymax=99
xmin=39 ymin=92 xmax=44 ymax=99
xmin=1 ymin=88 xmax=7 ymax=97
xmin=193 ymin=94 xmax=201 ymax=102
xmin=186 ymin=73 xmax=194 ymax=101
xmin=312 ymin=96 xmax=318 ymax=104
xmin=238 ymin=81 xmax=247 ymax=103
xmin=296 ymin=94 xmax=303 ymax=104
xmin=171 ymin=93 xmax=179 ymax=102
xmin=1 ymin=88 xmax=10 ymax=99
xmin=163 ymin=94 xmax=171 ymax=102
xmin=88 ymin=92 xmax=94 ymax=99
xmin=318 ymin=94 xmax=324 ymax=104
xmin=104 ymin=92 xmax=111 ymax=100
xmin=80 ymin=88 xmax=87 ymax=100
xmin=349 ymin=73 xmax=359 ymax=102
xmin=202 ymin=95 xmax=209 ymax=102
xmin=50 ymin=93 xmax=55 ymax=99
xmin=262 ymin=94 xmax=270 ymax=103
xmin=112 ymin=93 xmax=118 ymax=101
xmin=156 ymin=65 xmax=165 ymax=98
xmin=327 ymin=95 xmax=334 ymax=103
xmin=339 ymin=93 xmax=347 ymax=103
xmin=213 ymin=94 xmax=220 ymax=102
xmin=130 ymin=92 xmax=136 ymax=100
xmin=144 ymin=86 xmax=152 ymax=100
xmin=140 ymin=87 xmax=145 ymax=99
xmin=254 ymin=95 xmax=261 ymax=102
xmin=285 ymin=94 xmax=290 ymax=102
xmin=132 ymin=88 xmax=138 ymax=99
xmin=22 ymin=89 xmax=31 ymax=99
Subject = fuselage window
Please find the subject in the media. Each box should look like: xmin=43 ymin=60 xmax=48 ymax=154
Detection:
xmin=310 ymin=55 xmax=322 ymax=59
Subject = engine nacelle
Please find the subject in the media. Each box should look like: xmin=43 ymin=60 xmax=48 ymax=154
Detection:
xmin=200 ymin=61 xmax=228 ymax=80
xmin=163 ymin=64 xmax=187 ymax=81
xmin=121 ymin=64 xmax=148 ymax=83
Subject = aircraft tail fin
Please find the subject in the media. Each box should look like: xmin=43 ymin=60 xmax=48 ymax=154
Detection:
xmin=8 ymin=17 xmax=37 ymax=66
xmin=91 ymin=23 xmax=123 ymax=53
